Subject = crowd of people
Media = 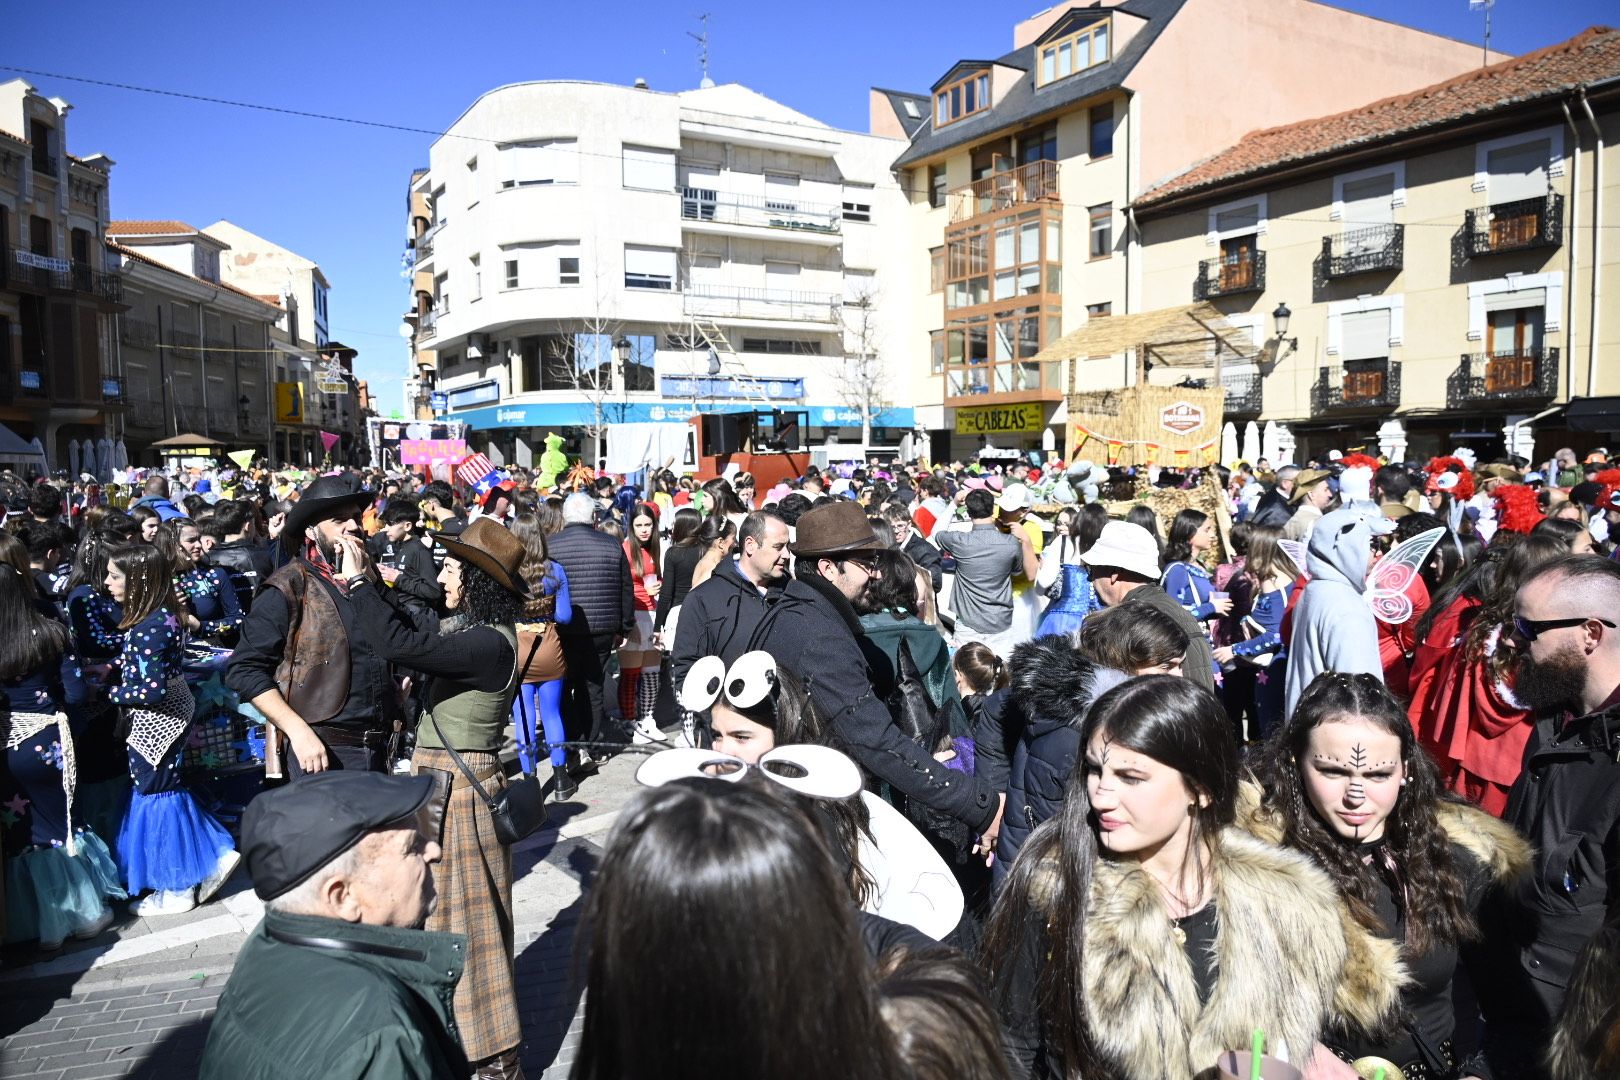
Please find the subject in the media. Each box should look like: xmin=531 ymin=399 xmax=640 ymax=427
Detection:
xmin=1 ymin=441 xmax=1617 ymax=1080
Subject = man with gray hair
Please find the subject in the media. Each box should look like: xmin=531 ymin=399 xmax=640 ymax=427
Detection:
xmin=200 ymin=772 xmax=464 ymax=1079
xmin=1249 ymin=464 xmax=1300 ymax=529
xmin=548 ymin=492 xmax=634 ymax=767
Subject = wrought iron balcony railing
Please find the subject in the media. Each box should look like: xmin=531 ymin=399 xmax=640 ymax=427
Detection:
xmin=1312 ymin=360 xmax=1401 ymax=414
xmin=1194 ymin=250 xmax=1266 ymax=299
xmin=1464 ymin=194 xmax=1563 ymax=258
xmin=418 ymin=309 xmax=438 ymax=340
xmin=681 ymin=189 xmax=841 ymax=234
xmin=120 ymin=316 xmax=159 ymax=348
xmin=1223 ymin=371 xmax=1263 ymax=415
xmin=32 ymin=154 xmax=59 ymax=178
xmin=947 ymin=160 xmax=1060 ymax=224
xmin=1446 ymin=347 xmax=1559 ymax=408
xmin=1322 ymin=224 xmax=1403 ymax=277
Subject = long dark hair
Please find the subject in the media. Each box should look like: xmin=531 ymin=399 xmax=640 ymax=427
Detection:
xmin=65 ymin=528 xmax=123 ymax=595
xmin=509 ymin=512 xmax=562 ymax=621
xmin=982 ymin=676 xmax=1238 ymax=1077
xmin=1125 ymin=504 xmax=1163 ymax=561
xmin=1255 ymin=672 xmax=1473 ymax=957
xmin=855 ymin=549 xmax=920 ymax=619
xmin=701 ymin=477 xmax=746 ymax=519
xmin=1413 ymin=538 xmax=1504 ymax=649
xmin=669 ymin=507 xmax=703 ymax=547
xmin=1243 ymin=524 xmax=1299 ymax=589
xmin=1077 ymin=603 xmax=1188 ymax=673
xmin=1071 ymin=502 xmax=1109 ymax=554
xmin=1460 ymin=534 xmax=1568 ymax=664
xmin=624 ymin=501 xmax=662 ymax=575
xmin=0 ymin=562 xmax=67 ymax=680
xmin=1161 ymin=508 xmax=1207 ymax=570
xmin=572 ymin=779 xmax=901 ymax=1080
xmin=449 ymin=561 xmax=523 ymax=630
xmin=109 ymin=543 xmax=175 ymax=630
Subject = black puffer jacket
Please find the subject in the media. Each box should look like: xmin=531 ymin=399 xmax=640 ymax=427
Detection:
xmin=994 ymin=636 xmax=1127 ymax=887
xmin=206 ymin=538 xmax=276 ymax=614
xmin=546 ymin=522 xmax=633 ymax=639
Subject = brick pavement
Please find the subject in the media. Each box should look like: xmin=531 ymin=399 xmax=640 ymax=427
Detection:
xmin=1 ymin=755 xmax=636 ymax=1078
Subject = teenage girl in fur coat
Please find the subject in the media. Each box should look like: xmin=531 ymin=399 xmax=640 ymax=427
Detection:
xmin=983 ymin=675 xmax=1394 ymax=1080
xmin=1252 ymin=672 xmax=1530 ymax=1080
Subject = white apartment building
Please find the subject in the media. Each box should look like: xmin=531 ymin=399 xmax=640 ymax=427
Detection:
xmin=405 ymin=79 xmax=913 ymax=467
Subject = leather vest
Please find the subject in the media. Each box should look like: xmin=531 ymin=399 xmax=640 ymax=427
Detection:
xmin=263 ymin=561 xmax=352 ymax=725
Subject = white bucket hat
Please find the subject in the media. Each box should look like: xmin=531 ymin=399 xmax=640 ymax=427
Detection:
xmin=1079 ymin=520 xmax=1162 ymax=581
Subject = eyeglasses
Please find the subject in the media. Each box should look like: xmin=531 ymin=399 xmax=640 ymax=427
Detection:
xmin=1511 ymin=615 xmax=1618 ymax=642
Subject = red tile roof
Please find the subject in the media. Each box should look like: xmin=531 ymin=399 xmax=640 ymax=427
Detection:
xmin=1137 ymin=26 xmax=1620 ymax=208
xmin=107 ymin=220 xmax=200 ymax=236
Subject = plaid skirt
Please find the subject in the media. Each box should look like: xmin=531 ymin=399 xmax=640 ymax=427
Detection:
xmin=414 ymin=748 xmax=521 ymax=1062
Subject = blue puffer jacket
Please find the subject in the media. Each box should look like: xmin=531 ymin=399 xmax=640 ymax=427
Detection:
xmin=545 ymin=522 xmax=633 ymax=639
xmin=993 ymin=635 xmax=1127 ymax=888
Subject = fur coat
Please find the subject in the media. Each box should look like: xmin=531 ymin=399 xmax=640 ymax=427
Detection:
xmin=1017 ymin=825 xmax=1390 ymax=1079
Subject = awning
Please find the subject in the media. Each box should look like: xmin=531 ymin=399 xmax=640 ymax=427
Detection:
xmin=150 ymin=433 xmax=226 ymax=450
xmin=1564 ymin=397 xmax=1620 ymax=434
xmin=0 ymin=422 xmax=45 ymax=462
xmin=1031 ymin=302 xmax=1258 ymax=367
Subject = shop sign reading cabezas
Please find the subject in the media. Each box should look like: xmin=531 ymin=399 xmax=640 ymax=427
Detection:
xmin=955 ymin=402 xmax=1045 ymax=436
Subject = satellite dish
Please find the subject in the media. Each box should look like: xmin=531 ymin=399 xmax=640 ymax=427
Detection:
xmin=398 ymin=322 xmax=414 ymax=338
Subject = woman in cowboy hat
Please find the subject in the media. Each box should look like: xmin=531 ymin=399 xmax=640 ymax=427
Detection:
xmin=335 ymin=517 xmax=529 ymax=1079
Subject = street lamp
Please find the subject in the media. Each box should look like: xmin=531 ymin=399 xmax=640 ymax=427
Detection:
xmin=1272 ymin=302 xmax=1299 ymax=352
xmin=237 ymin=394 xmax=250 ymax=424
xmin=613 ymin=336 xmax=632 ymax=378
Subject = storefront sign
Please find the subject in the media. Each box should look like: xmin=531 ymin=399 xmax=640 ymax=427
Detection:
xmin=430 ymin=392 xmax=448 ymax=414
xmin=446 ymin=380 xmax=501 ymax=409
xmin=661 ymin=376 xmax=804 ymax=401
xmin=274 ymin=381 xmax=303 ymax=423
xmin=1159 ymin=401 xmax=1206 ymax=435
xmin=954 ymin=402 xmax=1046 ymax=436
xmin=400 ymin=438 xmax=467 ymax=465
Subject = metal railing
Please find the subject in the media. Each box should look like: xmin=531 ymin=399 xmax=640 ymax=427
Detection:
xmin=418 ymin=309 xmax=438 ymax=340
xmin=6 ymin=252 xmax=122 ymax=301
xmin=1447 ymin=347 xmax=1560 ymax=407
xmin=680 ymin=189 xmax=841 ymax=234
xmin=120 ymin=316 xmax=159 ymax=348
xmin=1194 ymin=250 xmax=1266 ymax=299
xmin=1224 ymin=371 xmax=1263 ymax=415
xmin=170 ymin=329 xmax=202 ymax=351
xmin=415 ymin=227 xmax=436 ymax=259
xmin=32 ymin=154 xmax=58 ymax=178
xmin=242 ymin=413 xmax=269 ymax=435
xmin=682 ymin=284 xmax=839 ymax=323
xmin=1464 ymin=194 xmax=1564 ymax=257
xmin=1312 ymin=361 xmax=1401 ymax=413
xmin=207 ymin=407 xmax=238 ymax=434
xmin=1322 ymin=224 xmax=1404 ymax=277
xmin=947 ymin=160 xmax=1060 ymax=223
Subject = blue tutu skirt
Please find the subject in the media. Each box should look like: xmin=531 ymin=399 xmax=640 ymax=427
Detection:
xmin=116 ymin=788 xmax=235 ymax=894
xmin=1036 ymin=607 xmax=1089 ymax=639
xmin=4 ymin=831 xmax=127 ymax=945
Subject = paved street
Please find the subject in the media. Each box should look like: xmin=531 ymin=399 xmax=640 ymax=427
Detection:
xmin=0 ymin=753 xmax=641 ymax=1079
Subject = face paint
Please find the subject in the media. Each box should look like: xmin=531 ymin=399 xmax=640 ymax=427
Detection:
xmin=1301 ymin=720 xmax=1405 ymax=844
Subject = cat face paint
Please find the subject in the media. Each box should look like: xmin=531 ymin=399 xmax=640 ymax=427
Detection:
xmin=1301 ymin=718 xmax=1404 ymax=843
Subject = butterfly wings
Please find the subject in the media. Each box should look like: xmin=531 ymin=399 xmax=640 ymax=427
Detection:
xmin=1365 ymin=527 xmax=1446 ymax=624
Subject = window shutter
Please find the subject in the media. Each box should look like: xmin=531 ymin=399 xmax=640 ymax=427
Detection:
xmin=1483 ymin=287 xmax=1546 ymax=313
xmin=1215 ymin=203 xmax=1260 ymax=234
xmin=624 ymin=247 xmax=675 ymax=278
xmin=1341 ymin=174 xmax=1395 ymax=226
xmin=1340 ymin=309 xmax=1391 ymax=361
xmin=1487 ymin=140 xmax=1549 ymax=202
xmin=623 ymin=146 xmax=675 ymax=191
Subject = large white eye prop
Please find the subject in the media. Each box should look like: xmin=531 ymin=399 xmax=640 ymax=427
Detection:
xmin=679 ymin=656 xmax=726 ymax=712
xmin=757 ymin=745 xmax=863 ymax=800
xmin=724 ymin=651 xmax=777 ymax=709
xmin=636 ymin=747 xmax=747 ymax=787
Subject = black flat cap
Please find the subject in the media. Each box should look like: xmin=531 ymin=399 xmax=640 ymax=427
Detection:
xmin=241 ymin=772 xmax=437 ymax=900
xmin=1570 ymin=481 xmax=1602 ymax=507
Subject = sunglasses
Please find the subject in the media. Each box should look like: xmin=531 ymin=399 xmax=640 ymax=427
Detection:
xmin=1511 ymin=615 xmax=1618 ymax=642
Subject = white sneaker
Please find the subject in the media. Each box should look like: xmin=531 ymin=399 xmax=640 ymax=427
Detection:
xmin=631 ymin=718 xmax=667 ymax=745
xmin=196 ymin=850 xmax=241 ymax=905
xmin=71 ymin=906 xmax=116 ymax=940
xmin=131 ymin=888 xmax=198 ymax=917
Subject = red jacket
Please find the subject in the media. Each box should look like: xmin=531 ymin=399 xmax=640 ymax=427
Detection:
xmin=1376 ymin=576 xmax=1430 ymax=699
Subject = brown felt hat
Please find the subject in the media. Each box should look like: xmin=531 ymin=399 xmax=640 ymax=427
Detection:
xmin=432 ymin=517 xmax=526 ymax=596
xmin=791 ymin=499 xmax=885 ymax=558
xmin=1288 ymin=468 xmax=1332 ymax=503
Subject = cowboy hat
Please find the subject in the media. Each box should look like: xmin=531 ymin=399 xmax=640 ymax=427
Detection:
xmin=432 ymin=516 xmax=526 ymax=596
xmin=281 ymin=473 xmax=372 ymax=552
xmin=1288 ymin=468 xmax=1332 ymax=503
xmin=791 ymin=500 xmax=885 ymax=558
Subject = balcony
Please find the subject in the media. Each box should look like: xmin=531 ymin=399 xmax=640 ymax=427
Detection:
xmin=418 ymin=308 xmax=438 ymax=341
xmin=170 ymin=329 xmax=202 ymax=354
xmin=1446 ymin=348 xmax=1560 ymax=408
xmin=1322 ymin=224 xmax=1403 ymax=277
xmin=682 ymin=284 xmax=839 ymax=324
xmin=947 ymin=160 xmax=1060 ymax=224
xmin=415 ymin=227 xmax=436 ymax=260
xmin=32 ymin=154 xmax=59 ymax=179
xmin=1223 ymin=371 xmax=1263 ymax=415
xmin=101 ymin=376 xmax=127 ymax=406
xmin=1194 ymin=250 xmax=1266 ymax=299
xmin=120 ymin=316 xmax=159 ymax=348
xmin=7 ymin=251 xmax=121 ymax=301
xmin=680 ymin=189 xmax=841 ymax=241
xmin=1312 ymin=360 xmax=1401 ymax=414
xmin=207 ymin=407 xmax=238 ymax=435
xmin=242 ymin=413 xmax=269 ymax=436
xmin=1464 ymin=194 xmax=1563 ymax=258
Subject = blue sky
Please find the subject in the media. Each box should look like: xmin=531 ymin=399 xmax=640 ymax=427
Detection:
xmin=8 ymin=0 xmax=1609 ymax=414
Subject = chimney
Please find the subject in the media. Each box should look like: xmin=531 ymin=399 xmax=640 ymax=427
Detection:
xmin=633 ymin=77 xmax=649 ymax=90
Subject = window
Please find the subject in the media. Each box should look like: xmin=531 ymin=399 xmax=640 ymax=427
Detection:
xmin=1089 ymin=204 xmax=1113 ymax=260
xmin=930 ymin=330 xmax=945 ymax=374
xmin=935 ymin=70 xmax=989 ymax=127
xmin=928 ymin=166 xmax=947 ymax=209
xmin=903 ymin=99 xmax=921 ymax=119
xmin=1486 ymin=139 xmax=1552 ymax=204
xmin=1038 ymin=20 xmax=1110 ymax=86
xmin=1020 ymin=124 xmax=1058 ymax=165
xmin=844 ymin=269 xmax=875 ymax=306
xmin=1340 ymin=309 xmax=1391 ymax=362
xmin=741 ymin=338 xmax=823 ymax=355
xmin=1207 ymin=194 xmax=1267 ymax=243
xmin=1087 ymin=302 xmax=1111 ymax=318
xmin=498 ymin=140 xmax=578 ymax=188
xmin=624 ymin=246 xmax=676 ymax=290
xmin=433 ymin=273 xmax=449 ymax=313
xmin=505 ymin=259 xmax=519 ymax=289
xmin=29 ymin=215 xmax=50 ymax=256
xmin=622 ymin=145 xmax=676 ymax=191
xmin=28 ymin=119 xmax=54 ymax=173
xmin=1089 ymin=104 xmax=1114 ymax=159
xmin=559 ymin=256 xmax=580 ymax=286
xmin=469 ymin=254 xmax=481 ymax=301
xmin=621 ymin=333 xmax=657 ymax=392
xmin=431 ymin=186 xmax=447 ymax=227
xmin=1486 ymin=296 xmax=1545 ymax=356
xmin=842 ymin=200 xmax=872 ymax=224
xmin=929 ymin=247 xmax=944 ymax=292
xmin=765 ymin=173 xmax=799 ymax=212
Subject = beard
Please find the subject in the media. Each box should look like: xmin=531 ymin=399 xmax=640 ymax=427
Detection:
xmin=1514 ymin=641 xmax=1588 ymax=712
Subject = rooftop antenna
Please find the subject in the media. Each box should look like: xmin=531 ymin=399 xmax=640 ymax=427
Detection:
xmin=1468 ymin=0 xmax=1494 ymax=67
xmin=689 ymin=13 xmax=715 ymax=88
